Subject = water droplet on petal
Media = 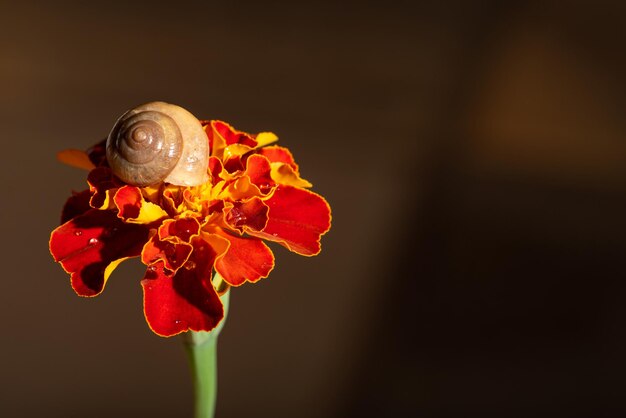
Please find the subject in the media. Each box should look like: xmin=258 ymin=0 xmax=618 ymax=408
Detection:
xmin=88 ymin=238 xmax=98 ymax=245
xmin=228 ymin=207 xmax=247 ymax=227
xmin=74 ymin=230 xmax=82 ymax=236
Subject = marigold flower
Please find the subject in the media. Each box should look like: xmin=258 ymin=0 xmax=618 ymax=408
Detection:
xmin=50 ymin=114 xmax=331 ymax=337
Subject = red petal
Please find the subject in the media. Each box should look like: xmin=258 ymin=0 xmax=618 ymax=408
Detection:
xmin=224 ymin=155 xmax=245 ymax=173
xmin=162 ymin=186 xmax=184 ymax=215
xmin=207 ymin=200 xmax=225 ymax=216
xmin=245 ymin=154 xmax=275 ymax=194
xmin=257 ymin=146 xmax=298 ymax=170
xmin=226 ymin=197 xmax=268 ymax=232
xmin=87 ymin=167 xmax=120 ymax=209
xmin=158 ymin=217 xmax=201 ymax=242
xmin=141 ymin=218 xmax=201 ymax=272
xmin=213 ymin=121 xmax=257 ymax=147
xmin=214 ymin=230 xmax=275 ymax=286
xmin=141 ymin=237 xmax=193 ymax=273
xmin=141 ymin=237 xmax=223 ymax=337
xmin=113 ymin=185 xmax=143 ymax=220
xmin=250 ymin=185 xmax=331 ymax=256
xmin=208 ymin=156 xmax=226 ymax=185
xmin=61 ymin=189 xmax=92 ymax=224
xmin=50 ymin=209 xmax=150 ymax=296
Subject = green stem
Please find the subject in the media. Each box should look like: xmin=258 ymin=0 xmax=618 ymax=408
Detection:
xmin=182 ymin=289 xmax=230 ymax=418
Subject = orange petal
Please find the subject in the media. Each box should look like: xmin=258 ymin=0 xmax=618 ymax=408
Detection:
xmin=214 ymin=230 xmax=275 ymax=286
xmin=222 ymin=175 xmax=262 ymax=201
xmin=57 ymin=149 xmax=95 ymax=170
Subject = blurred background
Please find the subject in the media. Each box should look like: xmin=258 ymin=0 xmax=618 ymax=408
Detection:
xmin=1 ymin=0 xmax=625 ymax=417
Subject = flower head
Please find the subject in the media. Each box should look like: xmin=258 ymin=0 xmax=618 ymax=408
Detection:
xmin=50 ymin=117 xmax=331 ymax=337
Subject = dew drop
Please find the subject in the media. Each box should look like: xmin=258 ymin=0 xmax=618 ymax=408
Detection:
xmin=74 ymin=230 xmax=82 ymax=236
xmin=88 ymin=238 xmax=98 ymax=245
xmin=228 ymin=208 xmax=247 ymax=226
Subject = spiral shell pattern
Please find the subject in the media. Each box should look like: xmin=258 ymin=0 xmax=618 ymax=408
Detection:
xmin=106 ymin=102 xmax=209 ymax=187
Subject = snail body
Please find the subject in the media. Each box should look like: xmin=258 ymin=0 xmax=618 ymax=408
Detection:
xmin=106 ymin=101 xmax=209 ymax=187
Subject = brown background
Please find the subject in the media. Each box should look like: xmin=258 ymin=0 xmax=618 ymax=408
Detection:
xmin=1 ymin=1 xmax=625 ymax=417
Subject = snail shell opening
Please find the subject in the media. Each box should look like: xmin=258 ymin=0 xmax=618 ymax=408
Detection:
xmin=106 ymin=101 xmax=210 ymax=187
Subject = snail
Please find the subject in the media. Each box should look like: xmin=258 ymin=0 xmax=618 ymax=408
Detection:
xmin=106 ymin=101 xmax=209 ymax=187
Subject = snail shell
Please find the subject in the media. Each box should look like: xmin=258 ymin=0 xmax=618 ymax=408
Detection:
xmin=106 ymin=101 xmax=209 ymax=187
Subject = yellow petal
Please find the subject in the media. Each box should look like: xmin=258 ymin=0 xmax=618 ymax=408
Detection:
xmin=223 ymin=144 xmax=253 ymax=161
xmin=255 ymin=132 xmax=279 ymax=148
xmin=131 ymin=201 xmax=169 ymax=224
xmin=270 ymin=162 xmax=313 ymax=188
